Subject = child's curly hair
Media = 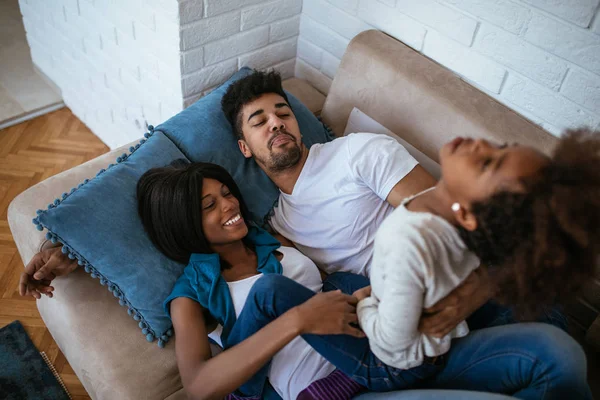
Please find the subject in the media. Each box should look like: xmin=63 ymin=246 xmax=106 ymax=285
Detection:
xmin=459 ymin=128 xmax=600 ymax=317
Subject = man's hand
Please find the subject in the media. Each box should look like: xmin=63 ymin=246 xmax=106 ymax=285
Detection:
xmin=19 ymin=246 xmax=79 ymax=299
xmin=419 ymin=268 xmax=493 ymax=338
xmin=352 ymin=285 xmax=372 ymax=302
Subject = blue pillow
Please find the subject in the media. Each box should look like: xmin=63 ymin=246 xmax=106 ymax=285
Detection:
xmin=156 ymin=67 xmax=334 ymax=225
xmin=32 ymin=68 xmax=333 ymax=347
xmin=34 ymin=132 xmax=189 ymax=347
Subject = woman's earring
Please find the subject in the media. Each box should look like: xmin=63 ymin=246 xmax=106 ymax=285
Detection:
xmin=451 ymin=203 xmax=461 ymax=212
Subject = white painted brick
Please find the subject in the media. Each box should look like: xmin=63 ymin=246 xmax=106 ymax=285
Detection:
xmin=560 ymin=69 xmax=600 ymax=113
xmin=161 ymin=100 xmax=184 ymax=120
xmin=502 ymin=73 xmax=600 ymax=130
xmin=303 ymin=0 xmax=373 ymax=40
xmin=396 ymin=0 xmax=478 ymax=46
xmin=182 ymin=59 xmax=238 ymax=97
xmin=297 ymin=37 xmax=323 ymax=69
xmin=155 ymin=19 xmax=180 ymax=40
xmin=593 ymin=9 xmax=600 ymax=34
xmin=128 ymin=1 xmax=158 ymax=29
xmin=179 ymin=0 xmax=203 ymax=24
xmin=295 ymin=58 xmax=333 ymax=94
xmin=521 ymin=0 xmax=599 ymax=28
xmin=142 ymin=0 xmax=179 ymax=23
xmin=357 ymin=0 xmax=426 ymax=51
xmin=156 ymin=58 xmax=183 ymax=87
xmin=181 ymin=11 xmax=241 ymax=50
xmin=272 ymin=58 xmax=296 ymax=79
xmin=524 ymin=13 xmax=600 ymax=75
xmin=475 ymin=24 xmax=568 ymax=90
xmin=80 ymin=0 xmax=133 ymax=40
xmin=241 ymin=0 xmax=302 ymax=31
xmin=270 ymin=15 xmax=300 ymax=43
xmin=327 ymin=0 xmax=359 ymax=15
xmin=132 ymin=18 xmax=180 ymax=60
xmin=204 ymin=26 xmax=269 ymax=66
xmin=181 ymin=47 xmax=204 ymax=74
xmin=204 ymin=0 xmax=269 ymax=17
xmin=424 ymin=30 xmax=506 ymax=93
xmin=299 ymin=15 xmax=349 ymax=59
xmin=239 ymin=37 xmax=298 ymax=70
xmin=184 ymin=93 xmax=203 ymax=109
xmin=444 ymin=0 xmax=531 ymax=35
xmin=321 ymin=52 xmax=341 ymax=79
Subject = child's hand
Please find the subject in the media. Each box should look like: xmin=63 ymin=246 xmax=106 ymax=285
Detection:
xmin=352 ymin=285 xmax=372 ymax=302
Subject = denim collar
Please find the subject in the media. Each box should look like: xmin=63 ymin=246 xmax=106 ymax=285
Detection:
xmin=187 ymin=226 xmax=282 ymax=347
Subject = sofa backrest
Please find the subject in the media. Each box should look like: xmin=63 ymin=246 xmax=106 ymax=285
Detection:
xmin=321 ymin=30 xmax=557 ymax=162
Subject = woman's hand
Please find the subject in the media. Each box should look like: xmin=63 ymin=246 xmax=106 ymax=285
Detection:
xmin=352 ymin=285 xmax=371 ymax=302
xmin=293 ymin=290 xmax=365 ymax=338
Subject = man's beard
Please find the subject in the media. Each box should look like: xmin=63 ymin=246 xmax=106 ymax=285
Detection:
xmin=255 ymin=135 xmax=302 ymax=173
xmin=267 ymin=143 xmax=302 ymax=172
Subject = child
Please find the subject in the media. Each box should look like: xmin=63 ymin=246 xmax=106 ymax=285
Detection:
xmin=356 ymin=128 xmax=599 ymax=371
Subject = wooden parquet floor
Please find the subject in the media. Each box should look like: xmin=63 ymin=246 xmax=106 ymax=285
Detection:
xmin=0 ymin=107 xmax=109 ymax=400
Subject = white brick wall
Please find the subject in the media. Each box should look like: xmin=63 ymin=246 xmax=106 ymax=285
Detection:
xmin=21 ymin=0 xmax=600 ymax=147
xmin=19 ymin=0 xmax=182 ymax=149
xmin=297 ymin=0 xmax=600 ymax=137
xmin=20 ymin=0 xmax=302 ymax=149
xmin=179 ymin=0 xmax=302 ymax=110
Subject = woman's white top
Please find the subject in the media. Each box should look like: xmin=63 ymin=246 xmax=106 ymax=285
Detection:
xmin=208 ymin=246 xmax=336 ymax=400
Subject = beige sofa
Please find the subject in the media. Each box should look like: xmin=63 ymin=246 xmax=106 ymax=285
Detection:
xmin=8 ymin=30 xmax=599 ymax=399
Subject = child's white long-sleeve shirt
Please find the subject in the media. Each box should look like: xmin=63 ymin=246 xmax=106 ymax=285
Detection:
xmin=357 ymin=194 xmax=480 ymax=369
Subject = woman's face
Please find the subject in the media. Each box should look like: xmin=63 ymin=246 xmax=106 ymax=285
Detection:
xmin=439 ymin=137 xmax=549 ymax=206
xmin=201 ymin=178 xmax=248 ymax=247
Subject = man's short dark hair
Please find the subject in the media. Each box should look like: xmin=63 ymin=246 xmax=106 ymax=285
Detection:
xmin=221 ymin=70 xmax=291 ymax=140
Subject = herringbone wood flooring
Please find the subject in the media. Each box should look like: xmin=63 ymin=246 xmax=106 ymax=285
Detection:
xmin=0 ymin=107 xmax=108 ymax=400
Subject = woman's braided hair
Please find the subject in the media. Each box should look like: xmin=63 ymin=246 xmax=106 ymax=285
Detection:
xmin=459 ymin=128 xmax=600 ymax=317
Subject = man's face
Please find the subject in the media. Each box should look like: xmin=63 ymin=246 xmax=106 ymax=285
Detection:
xmin=237 ymin=93 xmax=304 ymax=173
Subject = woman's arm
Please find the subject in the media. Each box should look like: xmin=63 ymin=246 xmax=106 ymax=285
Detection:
xmin=172 ymin=290 xmax=361 ymax=400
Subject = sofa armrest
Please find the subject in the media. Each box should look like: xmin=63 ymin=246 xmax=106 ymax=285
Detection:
xmin=8 ymin=141 xmax=136 ymax=265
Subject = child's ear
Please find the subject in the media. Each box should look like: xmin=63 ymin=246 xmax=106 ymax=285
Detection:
xmin=238 ymin=140 xmax=252 ymax=158
xmin=454 ymin=204 xmax=479 ymax=231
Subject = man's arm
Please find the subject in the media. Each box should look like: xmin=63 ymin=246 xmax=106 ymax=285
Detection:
xmin=19 ymin=246 xmax=78 ymax=299
xmin=419 ymin=266 xmax=495 ymax=338
xmin=385 ymin=165 xmax=437 ymax=208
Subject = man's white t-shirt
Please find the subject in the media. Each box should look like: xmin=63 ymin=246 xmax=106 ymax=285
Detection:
xmin=270 ymin=133 xmax=418 ymax=276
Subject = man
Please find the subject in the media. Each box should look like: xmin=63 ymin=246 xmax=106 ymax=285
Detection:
xmin=221 ymin=70 xmax=490 ymax=336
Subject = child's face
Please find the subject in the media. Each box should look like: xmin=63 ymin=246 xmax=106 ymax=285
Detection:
xmin=439 ymin=137 xmax=549 ymax=207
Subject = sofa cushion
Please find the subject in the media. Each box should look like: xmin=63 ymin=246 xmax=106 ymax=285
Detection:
xmin=35 ymin=131 xmax=189 ymax=347
xmin=156 ymin=67 xmax=334 ymax=225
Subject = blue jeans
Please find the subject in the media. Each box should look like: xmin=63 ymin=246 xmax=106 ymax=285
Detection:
xmin=229 ymin=273 xmax=592 ymax=400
